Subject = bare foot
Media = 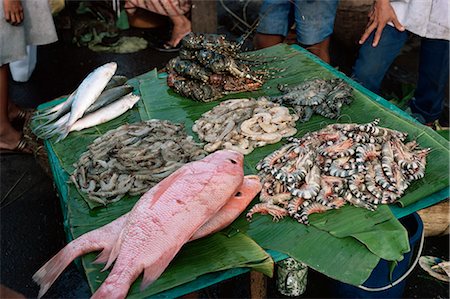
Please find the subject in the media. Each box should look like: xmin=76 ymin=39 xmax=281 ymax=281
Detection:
xmin=7 ymin=102 xmax=21 ymax=121
xmin=167 ymin=15 xmax=191 ymax=47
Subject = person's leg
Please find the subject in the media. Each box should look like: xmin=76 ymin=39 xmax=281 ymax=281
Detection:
xmin=253 ymin=0 xmax=293 ymax=49
xmin=0 ymin=64 xmax=28 ymax=152
xmin=294 ymin=0 xmax=339 ymax=63
xmin=304 ymin=37 xmax=331 ymax=63
xmin=124 ymin=0 xmax=190 ymax=47
xmin=125 ymin=7 xmax=168 ymax=29
xmin=254 ymin=33 xmax=285 ymax=49
xmin=409 ymin=38 xmax=450 ymax=123
xmin=352 ymin=26 xmax=408 ymax=93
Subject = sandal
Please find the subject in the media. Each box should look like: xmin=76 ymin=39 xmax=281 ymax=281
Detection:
xmin=151 ymin=40 xmax=181 ymax=53
xmin=11 ymin=108 xmax=34 ymax=129
xmin=16 ymin=108 xmax=34 ymax=121
xmin=0 ymin=136 xmax=33 ymax=155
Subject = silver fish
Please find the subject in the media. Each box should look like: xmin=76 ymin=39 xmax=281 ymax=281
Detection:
xmin=57 ymin=62 xmax=117 ymax=141
xmin=68 ymin=93 xmax=140 ymax=133
xmin=85 ymin=85 xmax=133 ymax=114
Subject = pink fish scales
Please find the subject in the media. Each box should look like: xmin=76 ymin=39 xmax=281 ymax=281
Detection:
xmin=91 ymin=149 xmax=244 ymax=299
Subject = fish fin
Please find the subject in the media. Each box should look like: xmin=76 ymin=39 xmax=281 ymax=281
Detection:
xmin=32 ymin=247 xmax=75 ymax=298
xmin=93 ymin=248 xmax=111 ymax=264
xmin=102 ymin=230 xmax=124 ymax=272
xmin=140 ymin=247 xmax=180 ymax=291
xmin=140 ymin=266 xmax=167 ymax=291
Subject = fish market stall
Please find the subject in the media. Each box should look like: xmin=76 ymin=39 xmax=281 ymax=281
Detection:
xmin=31 ymin=43 xmax=449 ymax=298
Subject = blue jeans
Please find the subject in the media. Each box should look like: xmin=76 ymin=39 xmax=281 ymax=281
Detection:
xmin=353 ymin=25 xmax=449 ymax=123
xmin=257 ymin=0 xmax=339 ymax=45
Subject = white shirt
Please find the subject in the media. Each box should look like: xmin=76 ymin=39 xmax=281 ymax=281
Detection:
xmin=390 ymin=0 xmax=450 ymax=40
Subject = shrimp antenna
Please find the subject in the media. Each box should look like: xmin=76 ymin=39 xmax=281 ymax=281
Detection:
xmin=235 ymin=0 xmax=280 ymax=48
xmin=237 ymin=18 xmax=259 ymax=47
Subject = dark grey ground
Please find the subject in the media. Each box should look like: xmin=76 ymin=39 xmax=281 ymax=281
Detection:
xmin=1 ymin=2 xmax=449 ymax=298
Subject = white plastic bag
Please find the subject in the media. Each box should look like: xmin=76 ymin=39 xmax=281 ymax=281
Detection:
xmin=9 ymin=45 xmax=37 ymax=82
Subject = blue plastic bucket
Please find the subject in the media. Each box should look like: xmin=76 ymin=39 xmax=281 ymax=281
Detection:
xmin=331 ymin=212 xmax=424 ymax=298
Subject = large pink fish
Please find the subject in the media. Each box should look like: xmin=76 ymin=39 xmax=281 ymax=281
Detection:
xmin=33 ymin=174 xmax=261 ymax=298
xmin=91 ymin=149 xmax=244 ymax=299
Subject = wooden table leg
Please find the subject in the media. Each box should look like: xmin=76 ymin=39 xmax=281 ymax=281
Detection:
xmin=250 ymin=271 xmax=267 ymax=299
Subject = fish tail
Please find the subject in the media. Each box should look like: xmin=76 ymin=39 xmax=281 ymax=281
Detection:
xmin=31 ymin=107 xmax=59 ymax=120
xmin=32 ymin=118 xmax=57 ymax=135
xmin=32 ymin=105 xmax=66 ymax=123
xmin=33 ymin=249 xmax=71 ymax=298
xmin=30 ymin=112 xmax=50 ymax=122
xmin=35 ymin=124 xmax=62 ymax=140
xmin=55 ymin=127 xmax=70 ymax=143
xmin=33 ymin=240 xmax=89 ymax=298
xmin=33 ymin=226 xmax=111 ymax=299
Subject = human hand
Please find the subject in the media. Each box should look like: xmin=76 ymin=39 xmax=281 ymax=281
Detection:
xmin=3 ymin=0 xmax=24 ymax=26
xmin=359 ymin=0 xmax=404 ymax=47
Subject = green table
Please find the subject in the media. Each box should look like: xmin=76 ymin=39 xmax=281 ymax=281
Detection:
xmin=40 ymin=44 xmax=449 ymax=298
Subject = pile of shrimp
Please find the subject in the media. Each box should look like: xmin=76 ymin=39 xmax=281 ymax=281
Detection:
xmin=192 ymin=97 xmax=298 ymax=155
xmin=272 ymin=78 xmax=353 ymax=122
xmin=70 ymin=120 xmax=207 ymax=206
xmin=247 ymin=119 xmax=430 ymax=224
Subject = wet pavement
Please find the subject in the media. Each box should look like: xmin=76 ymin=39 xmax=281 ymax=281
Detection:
xmin=1 ymin=3 xmax=449 ymax=298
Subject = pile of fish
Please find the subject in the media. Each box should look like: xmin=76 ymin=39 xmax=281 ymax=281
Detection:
xmin=272 ymin=78 xmax=353 ymax=122
xmin=70 ymin=120 xmax=207 ymax=206
xmin=193 ymin=97 xmax=298 ymax=155
xmin=166 ymin=32 xmax=266 ymax=102
xmin=31 ymin=62 xmax=140 ymax=142
xmin=247 ymin=119 xmax=430 ymax=224
xmin=34 ymin=150 xmax=262 ymax=299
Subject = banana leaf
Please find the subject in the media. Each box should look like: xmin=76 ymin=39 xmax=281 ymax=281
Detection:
xmin=236 ymin=214 xmax=381 ymax=285
xmin=82 ymin=232 xmax=273 ymax=298
xmin=32 ymin=44 xmax=448 ymax=295
xmin=309 ymin=206 xmax=410 ymax=262
xmin=352 ymin=218 xmax=410 ymax=262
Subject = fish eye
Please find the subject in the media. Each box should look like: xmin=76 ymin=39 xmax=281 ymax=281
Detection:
xmin=235 ymin=191 xmax=242 ymax=197
xmin=228 ymin=159 xmax=237 ymax=164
